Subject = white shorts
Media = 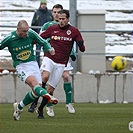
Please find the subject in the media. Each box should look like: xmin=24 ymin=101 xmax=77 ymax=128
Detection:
xmin=40 ymin=57 xmax=65 ymax=88
xmin=16 ymin=61 xmax=42 ymax=84
xmin=64 ymin=61 xmax=73 ymax=71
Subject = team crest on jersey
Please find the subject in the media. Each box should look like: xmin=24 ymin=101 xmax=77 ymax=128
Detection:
xmin=66 ymin=30 xmax=71 ymax=35
xmin=17 ymin=50 xmax=31 ymax=60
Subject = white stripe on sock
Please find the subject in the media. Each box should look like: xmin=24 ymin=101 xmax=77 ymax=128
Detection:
xmin=20 ymin=101 xmax=25 ymax=108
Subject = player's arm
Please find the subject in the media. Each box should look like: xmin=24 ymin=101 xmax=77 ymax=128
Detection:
xmin=39 ymin=26 xmax=51 ymax=39
xmin=75 ymin=29 xmax=85 ymax=52
xmin=0 ymin=42 xmax=5 ymax=50
xmin=30 ymin=29 xmax=53 ymax=54
xmin=0 ymin=34 xmax=10 ymax=50
xmin=77 ymin=40 xmax=85 ymax=52
xmin=40 ymin=23 xmax=51 ymax=43
xmin=39 ymin=27 xmax=55 ymax=55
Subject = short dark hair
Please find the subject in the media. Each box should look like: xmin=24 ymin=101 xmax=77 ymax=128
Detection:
xmin=17 ymin=20 xmax=28 ymax=28
xmin=58 ymin=9 xmax=70 ymax=18
xmin=52 ymin=4 xmax=63 ymax=11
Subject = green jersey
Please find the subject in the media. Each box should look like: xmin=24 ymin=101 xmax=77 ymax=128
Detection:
xmin=40 ymin=21 xmax=58 ymax=32
xmin=40 ymin=21 xmax=76 ymax=59
xmin=40 ymin=21 xmax=58 ymax=42
xmin=0 ymin=29 xmax=51 ymax=67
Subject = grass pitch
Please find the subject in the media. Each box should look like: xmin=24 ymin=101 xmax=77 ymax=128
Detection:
xmin=0 ymin=103 xmax=132 ymax=133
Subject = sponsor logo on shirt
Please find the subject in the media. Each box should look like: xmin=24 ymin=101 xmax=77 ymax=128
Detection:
xmin=51 ymin=36 xmax=72 ymax=41
xmin=13 ymin=44 xmax=32 ymax=51
xmin=17 ymin=50 xmax=31 ymax=60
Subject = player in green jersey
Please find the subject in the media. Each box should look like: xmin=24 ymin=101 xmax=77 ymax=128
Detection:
xmin=28 ymin=4 xmax=76 ymax=118
xmin=0 ymin=20 xmax=58 ymax=121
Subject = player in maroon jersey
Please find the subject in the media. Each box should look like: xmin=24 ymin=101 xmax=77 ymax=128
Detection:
xmin=36 ymin=9 xmax=85 ymax=118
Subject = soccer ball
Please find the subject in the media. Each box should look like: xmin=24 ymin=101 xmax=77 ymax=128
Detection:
xmin=111 ymin=56 xmax=127 ymax=71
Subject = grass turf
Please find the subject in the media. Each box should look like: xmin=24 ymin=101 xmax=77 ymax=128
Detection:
xmin=0 ymin=103 xmax=132 ymax=133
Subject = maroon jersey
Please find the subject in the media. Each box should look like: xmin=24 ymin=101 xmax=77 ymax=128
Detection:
xmin=40 ymin=24 xmax=84 ymax=65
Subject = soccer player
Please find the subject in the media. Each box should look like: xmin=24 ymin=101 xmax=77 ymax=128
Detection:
xmin=0 ymin=20 xmax=58 ymax=121
xmin=28 ymin=4 xmax=76 ymax=117
xmin=37 ymin=9 xmax=85 ymax=118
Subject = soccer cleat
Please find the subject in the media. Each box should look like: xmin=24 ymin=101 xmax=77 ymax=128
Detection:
xmin=44 ymin=94 xmax=58 ymax=105
xmin=66 ymin=103 xmax=75 ymax=114
xmin=36 ymin=109 xmax=44 ymax=119
xmin=28 ymin=104 xmax=37 ymax=113
xmin=13 ymin=102 xmax=23 ymax=121
xmin=46 ymin=106 xmax=54 ymax=117
xmin=50 ymin=96 xmax=58 ymax=105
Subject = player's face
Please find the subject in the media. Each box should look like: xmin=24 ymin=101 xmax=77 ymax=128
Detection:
xmin=52 ymin=8 xmax=62 ymax=22
xmin=58 ymin=13 xmax=69 ymax=27
xmin=17 ymin=26 xmax=29 ymax=38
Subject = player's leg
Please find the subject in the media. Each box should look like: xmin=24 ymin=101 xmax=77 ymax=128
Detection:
xmin=64 ymin=82 xmax=75 ymax=113
xmin=37 ymin=85 xmax=54 ymax=118
xmin=13 ymin=61 xmax=58 ymax=120
xmin=36 ymin=57 xmax=54 ymax=118
xmin=62 ymin=71 xmax=72 ymax=103
xmin=37 ymin=70 xmax=55 ymax=118
xmin=13 ymin=91 xmax=38 ymax=120
xmin=38 ymin=62 xmax=65 ymax=118
xmin=28 ymin=97 xmax=39 ymax=113
xmin=14 ymin=62 xmax=39 ymax=120
xmin=14 ymin=76 xmax=58 ymax=120
xmin=13 ymin=75 xmax=57 ymax=120
xmin=63 ymin=62 xmax=75 ymax=113
xmin=28 ymin=45 xmax=41 ymax=113
xmin=28 ymin=73 xmax=49 ymax=113
xmin=45 ymin=64 xmax=65 ymax=117
xmin=45 ymin=85 xmax=55 ymax=117
xmin=36 ymin=70 xmax=50 ymax=118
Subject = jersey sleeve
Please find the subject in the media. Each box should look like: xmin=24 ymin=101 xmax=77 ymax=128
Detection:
xmin=75 ymin=28 xmax=85 ymax=52
xmin=0 ymin=34 xmax=11 ymax=50
xmin=75 ymin=28 xmax=84 ymax=42
xmin=40 ymin=26 xmax=51 ymax=39
xmin=40 ymin=22 xmax=48 ymax=33
xmin=30 ymin=29 xmax=51 ymax=53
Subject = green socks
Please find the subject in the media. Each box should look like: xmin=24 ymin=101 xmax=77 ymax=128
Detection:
xmin=64 ymin=82 xmax=73 ymax=104
xmin=34 ymin=85 xmax=48 ymax=96
xmin=18 ymin=85 xmax=48 ymax=110
xmin=18 ymin=91 xmax=38 ymax=110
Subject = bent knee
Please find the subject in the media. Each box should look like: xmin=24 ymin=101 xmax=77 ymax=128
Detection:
xmin=62 ymin=73 xmax=69 ymax=82
xmin=42 ymin=71 xmax=50 ymax=82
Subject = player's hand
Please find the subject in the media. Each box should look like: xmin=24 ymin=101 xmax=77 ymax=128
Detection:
xmin=49 ymin=47 xmax=55 ymax=55
xmin=70 ymin=55 xmax=76 ymax=61
xmin=79 ymin=45 xmax=85 ymax=52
